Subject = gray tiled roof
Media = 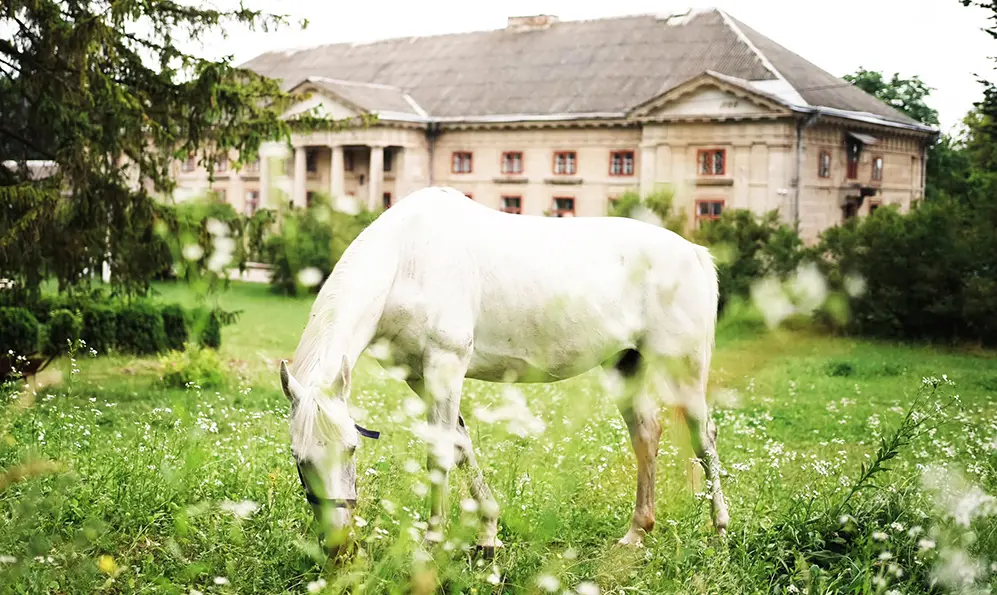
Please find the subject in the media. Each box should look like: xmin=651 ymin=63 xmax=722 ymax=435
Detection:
xmin=241 ymin=9 xmax=927 ymax=129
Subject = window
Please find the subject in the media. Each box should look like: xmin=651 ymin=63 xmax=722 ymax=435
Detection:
xmin=344 ymin=151 xmax=355 ymax=172
xmin=695 ymin=199 xmax=724 ymax=224
xmin=501 ymin=152 xmax=523 ymax=175
xmin=214 ymin=189 xmax=227 ymax=203
xmin=869 ymin=200 xmax=882 ymax=215
xmin=245 ymin=190 xmax=259 ymax=216
xmin=181 ymin=154 xmax=196 ymax=173
xmin=553 ymin=151 xmax=577 ymax=175
xmin=383 ymin=192 xmax=392 ymax=209
xmin=306 ymin=150 xmax=318 ymax=174
xmin=697 ymin=149 xmax=726 ymax=176
xmin=609 ymin=151 xmax=635 ymax=176
xmin=384 ymin=150 xmax=393 ymax=173
xmin=451 ymin=151 xmax=473 ymax=174
xmin=501 ymin=196 xmax=522 ymax=214
xmin=216 ymin=155 xmax=228 ymax=173
xmin=306 ymin=191 xmax=316 ymax=208
xmin=552 ymin=197 xmax=575 ymax=217
xmin=245 ymin=159 xmax=259 ymax=174
xmin=846 ymin=141 xmax=860 ymax=179
xmin=818 ymin=150 xmax=831 ymax=178
xmin=871 ymin=156 xmax=884 ymax=181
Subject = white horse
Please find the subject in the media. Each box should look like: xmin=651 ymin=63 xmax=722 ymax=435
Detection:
xmin=279 ymin=186 xmax=728 ymax=557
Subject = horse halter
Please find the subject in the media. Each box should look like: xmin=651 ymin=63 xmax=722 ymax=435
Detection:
xmin=295 ymin=423 xmax=381 ymax=509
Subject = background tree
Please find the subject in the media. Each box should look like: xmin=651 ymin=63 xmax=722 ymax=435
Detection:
xmin=843 ymin=68 xmax=941 ymax=126
xmin=0 ymin=1 xmax=356 ymax=299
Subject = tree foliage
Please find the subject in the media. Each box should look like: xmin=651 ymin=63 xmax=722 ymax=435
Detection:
xmin=843 ymin=68 xmax=940 ymax=126
xmin=0 ymin=1 xmax=359 ymax=298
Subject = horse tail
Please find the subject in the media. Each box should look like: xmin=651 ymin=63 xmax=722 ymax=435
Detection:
xmin=693 ymin=244 xmax=719 ymax=390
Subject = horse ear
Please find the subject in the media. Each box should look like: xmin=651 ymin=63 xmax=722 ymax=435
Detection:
xmin=280 ymin=360 xmax=303 ymax=403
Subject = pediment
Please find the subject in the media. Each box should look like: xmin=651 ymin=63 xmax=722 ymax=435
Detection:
xmin=282 ymin=83 xmax=361 ymax=121
xmin=630 ymin=73 xmax=792 ymax=121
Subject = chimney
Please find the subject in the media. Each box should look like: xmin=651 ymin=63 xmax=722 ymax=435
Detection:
xmin=506 ymin=15 xmax=559 ymax=32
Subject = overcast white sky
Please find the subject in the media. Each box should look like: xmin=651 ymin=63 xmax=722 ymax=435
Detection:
xmin=200 ymin=0 xmax=996 ymax=133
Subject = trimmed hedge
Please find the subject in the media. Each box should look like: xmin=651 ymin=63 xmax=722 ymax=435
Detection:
xmin=161 ymin=304 xmax=189 ymax=352
xmin=44 ymin=309 xmax=82 ymax=356
xmin=0 ymin=307 xmax=40 ymax=358
xmin=116 ymin=302 xmax=167 ymax=355
xmin=82 ymin=305 xmax=117 ymax=354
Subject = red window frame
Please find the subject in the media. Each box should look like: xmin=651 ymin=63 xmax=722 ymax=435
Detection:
xmin=846 ymin=142 xmax=860 ymax=179
xmin=609 ymin=150 xmax=635 ymax=176
xmin=553 ymin=151 xmax=577 ymax=176
xmin=500 ymin=195 xmax=522 ymax=214
xmin=451 ymin=151 xmax=473 ymax=174
xmin=818 ymin=150 xmax=831 ymax=178
xmin=871 ymin=155 xmax=884 ymax=181
xmin=552 ymin=197 xmax=575 ymax=217
xmin=696 ymin=149 xmax=726 ymax=176
xmin=695 ymin=199 xmax=725 ymax=224
xmin=501 ymin=152 xmax=524 ymax=175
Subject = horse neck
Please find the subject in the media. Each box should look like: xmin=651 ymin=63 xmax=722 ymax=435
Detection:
xmin=289 ymin=228 xmax=397 ymax=391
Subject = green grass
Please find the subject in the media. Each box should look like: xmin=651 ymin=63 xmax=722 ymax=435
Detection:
xmin=2 ymin=281 xmax=996 ymax=594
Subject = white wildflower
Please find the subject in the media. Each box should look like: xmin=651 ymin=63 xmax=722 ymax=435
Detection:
xmin=182 ymin=244 xmax=204 ymax=261
xmin=307 ymin=578 xmax=328 ymax=593
xmin=213 ymin=576 xmax=229 ymax=585
xmin=536 ymin=574 xmax=560 ymax=592
xmin=297 ymin=267 xmax=324 ymax=288
xmin=576 ymin=582 xmax=601 ymax=595
xmin=0 ymin=555 xmax=16 ymax=564
xmin=219 ymin=499 xmax=259 ymax=519
xmin=872 ymin=531 xmax=888 ymax=541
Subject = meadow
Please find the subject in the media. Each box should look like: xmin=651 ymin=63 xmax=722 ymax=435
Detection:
xmin=1 ymin=281 xmax=996 ymax=594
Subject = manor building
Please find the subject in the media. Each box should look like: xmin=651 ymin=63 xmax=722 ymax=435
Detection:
xmin=171 ymin=8 xmax=938 ymax=241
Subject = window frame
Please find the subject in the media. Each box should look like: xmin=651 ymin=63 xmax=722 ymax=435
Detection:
xmin=871 ymin=155 xmax=884 ymax=182
xmin=451 ymin=151 xmax=473 ymax=174
xmin=501 ymin=151 xmax=524 ymax=175
xmin=383 ymin=149 xmax=393 ymax=173
xmin=694 ymin=198 xmax=725 ymax=224
xmin=609 ymin=150 xmax=635 ymax=176
xmin=500 ymin=195 xmax=522 ymax=214
xmin=552 ymin=196 xmax=575 ymax=217
xmin=244 ymin=159 xmax=259 ymax=174
xmin=383 ymin=192 xmax=392 ymax=209
xmin=696 ymin=148 xmax=726 ymax=177
xmin=869 ymin=199 xmax=882 ymax=215
xmin=552 ymin=151 xmax=578 ymax=176
xmin=818 ymin=150 xmax=831 ymax=179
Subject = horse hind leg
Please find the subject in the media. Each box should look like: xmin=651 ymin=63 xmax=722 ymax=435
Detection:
xmin=454 ymin=414 xmax=503 ymax=555
xmin=611 ymin=349 xmax=662 ymax=547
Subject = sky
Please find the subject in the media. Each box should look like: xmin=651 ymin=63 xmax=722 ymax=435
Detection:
xmin=198 ymin=0 xmax=996 ymax=133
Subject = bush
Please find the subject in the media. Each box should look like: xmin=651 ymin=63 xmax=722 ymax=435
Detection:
xmin=695 ymin=209 xmax=807 ymax=313
xmin=81 ymin=305 xmax=117 ymax=355
xmin=264 ymin=193 xmax=373 ymax=296
xmin=159 ymin=346 xmax=226 ymax=389
xmin=199 ymin=310 xmax=222 ymax=349
xmin=116 ymin=302 xmax=167 ymax=355
xmin=609 ymin=187 xmax=687 ymax=234
xmin=815 ymin=197 xmax=997 ymax=345
xmin=161 ymin=304 xmax=189 ymax=352
xmin=0 ymin=307 xmax=40 ymax=358
xmin=44 ymin=309 xmax=82 ymax=356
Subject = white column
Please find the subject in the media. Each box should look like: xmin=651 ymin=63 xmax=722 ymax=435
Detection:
xmin=640 ymin=144 xmax=657 ymax=197
xmin=293 ymin=146 xmax=307 ymax=208
xmin=368 ymin=145 xmax=384 ymax=211
xmin=330 ymin=145 xmax=345 ymax=198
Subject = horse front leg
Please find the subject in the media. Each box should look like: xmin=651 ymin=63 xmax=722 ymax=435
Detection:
xmin=455 ymin=415 xmax=502 ymax=554
xmin=420 ymin=347 xmax=470 ymax=544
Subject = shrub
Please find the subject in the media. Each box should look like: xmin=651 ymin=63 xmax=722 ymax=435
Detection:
xmin=0 ymin=307 xmax=40 ymax=358
xmin=116 ymin=302 xmax=167 ymax=355
xmin=609 ymin=187 xmax=687 ymax=234
xmin=81 ymin=305 xmax=117 ymax=355
xmin=159 ymin=346 xmax=226 ymax=389
xmin=199 ymin=310 xmax=222 ymax=349
xmin=695 ymin=209 xmax=807 ymax=313
xmin=161 ymin=304 xmax=189 ymax=352
xmin=44 ymin=309 xmax=82 ymax=356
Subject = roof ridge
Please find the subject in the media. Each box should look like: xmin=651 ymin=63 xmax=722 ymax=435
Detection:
xmin=716 ymin=9 xmax=808 ymax=106
xmin=308 ymin=76 xmax=402 ymax=91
